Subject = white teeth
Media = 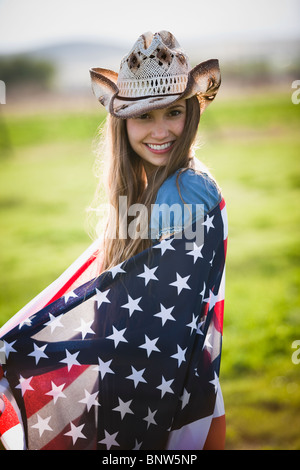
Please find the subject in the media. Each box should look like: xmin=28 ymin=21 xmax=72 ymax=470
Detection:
xmin=147 ymin=142 xmax=173 ymax=150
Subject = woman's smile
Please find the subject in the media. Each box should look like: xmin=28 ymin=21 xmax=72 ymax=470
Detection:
xmin=144 ymin=141 xmax=175 ymax=154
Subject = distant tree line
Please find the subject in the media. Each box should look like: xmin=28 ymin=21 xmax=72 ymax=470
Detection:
xmin=0 ymin=55 xmax=55 ymax=89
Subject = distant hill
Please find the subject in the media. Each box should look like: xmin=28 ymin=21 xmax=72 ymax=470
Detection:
xmin=1 ymin=36 xmax=299 ymax=91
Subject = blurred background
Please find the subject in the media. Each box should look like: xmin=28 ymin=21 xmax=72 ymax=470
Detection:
xmin=0 ymin=0 xmax=299 ymax=450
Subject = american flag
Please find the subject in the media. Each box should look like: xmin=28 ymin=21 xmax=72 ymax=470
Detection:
xmin=0 ymin=199 xmax=227 ymax=450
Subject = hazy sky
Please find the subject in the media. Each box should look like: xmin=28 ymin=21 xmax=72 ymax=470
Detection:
xmin=0 ymin=0 xmax=299 ymax=53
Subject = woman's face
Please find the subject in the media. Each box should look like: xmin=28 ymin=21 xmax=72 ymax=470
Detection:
xmin=126 ymin=99 xmax=186 ymax=172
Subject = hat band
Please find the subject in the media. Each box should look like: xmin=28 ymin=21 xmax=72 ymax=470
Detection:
xmin=117 ymin=74 xmax=188 ymax=98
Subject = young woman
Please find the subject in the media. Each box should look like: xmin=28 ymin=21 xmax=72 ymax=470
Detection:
xmin=0 ymin=31 xmax=227 ymax=450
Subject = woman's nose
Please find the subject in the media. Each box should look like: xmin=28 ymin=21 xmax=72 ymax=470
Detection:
xmin=150 ymin=119 xmax=169 ymax=140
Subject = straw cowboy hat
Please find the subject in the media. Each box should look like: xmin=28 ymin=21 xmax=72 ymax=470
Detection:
xmin=90 ymin=30 xmax=221 ymax=119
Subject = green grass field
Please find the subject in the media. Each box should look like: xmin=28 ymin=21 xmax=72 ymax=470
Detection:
xmin=0 ymin=89 xmax=299 ymax=449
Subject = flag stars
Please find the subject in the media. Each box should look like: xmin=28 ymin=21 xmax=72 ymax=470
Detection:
xmin=31 ymin=414 xmax=53 ymax=437
xmin=154 ymin=303 xmax=175 ymax=326
xmin=79 ymin=389 xmax=100 ymax=411
xmin=153 ymin=238 xmax=175 ymax=255
xmin=169 ymin=273 xmax=191 ymax=295
xmin=64 ymin=422 xmax=87 ymax=445
xmin=15 ymin=375 xmax=34 ymax=396
xmin=59 ymin=349 xmax=80 ymax=372
xmin=74 ymin=318 xmax=95 ymax=339
xmin=202 ymin=214 xmax=214 ymax=232
xmin=106 ymin=326 xmax=128 ymax=348
xmin=113 ymin=398 xmax=134 ymax=419
xmin=171 ymin=344 xmax=187 ymax=367
xmin=156 ymin=376 xmax=174 ymax=398
xmin=139 ymin=335 xmax=160 ymax=357
xmin=44 ymin=313 xmax=64 ymax=334
xmin=63 ymin=290 xmax=78 ymax=303
xmin=45 ymin=381 xmax=66 ymax=404
xmin=187 ymin=242 xmax=204 ymax=263
xmin=93 ymin=356 xmax=115 ymax=380
xmin=28 ymin=343 xmax=48 ymax=365
xmin=121 ymin=294 xmax=143 ymax=317
xmin=95 ymin=288 xmax=111 ymax=309
xmin=126 ymin=366 xmax=147 ymax=388
xmin=143 ymin=407 xmax=157 ymax=429
xmin=99 ymin=430 xmax=119 ymax=450
xmin=137 ymin=264 xmax=158 ymax=285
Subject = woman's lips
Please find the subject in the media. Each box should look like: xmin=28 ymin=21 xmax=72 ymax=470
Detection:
xmin=145 ymin=141 xmax=175 ymax=154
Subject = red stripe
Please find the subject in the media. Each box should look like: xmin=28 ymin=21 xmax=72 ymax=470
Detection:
xmin=213 ymin=300 xmax=224 ymax=334
xmin=0 ymin=394 xmax=20 ymax=435
xmin=23 ymin=364 xmax=90 ymax=418
xmin=219 ymin=198 xmax=226 ymax=211
xmin=45 ymin=251 xmax=99 ymax=306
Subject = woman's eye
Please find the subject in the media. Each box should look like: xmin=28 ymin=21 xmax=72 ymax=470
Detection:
xmin=169 ymin=109 xmax=181 ymax=117
xmin=138 ymin=113 xmax=150 ymax=120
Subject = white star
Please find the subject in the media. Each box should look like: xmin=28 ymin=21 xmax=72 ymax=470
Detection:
xmin=99 ymin=430 xmax=119 ymax=450
xmin=113 ymin=398 xmax=134 ymax=419
xmin=187 ymin=242 xmax=204 ymax=263
xmin=31 ymin=414 xmax=53 ymax=437
xmin=202 ymin=214 xmax=214 ymax=232
xmin=109 ymin=262 xmax=126 ymax=278
xmin=28 ymin=343 xmax=48 ymax=364
xmin=95 ymin=288 xmax=111 ymax=309
xmin=106 ymin=326 xmax=128 ymax=348
xmin=143 ymin=407 xmax=157 ymax=429
xmin=126 ymin=366 xmax=147 ymax=388
xmin=93 ymin=356 xmax=114 ymax=380
xmin=186 ymin=313 xmax=198 ymax=335
xmin=133 ymin=439 xmax=143 ymax=450
xmin=64 ymin=422 xmax=87 ymax=445
xmin=121 ymin=294 xmax=143 ymax=317
xmin=139 ymin=335 xmax=160 ymax=357
xmin=64 ymin=290 xmax=78 ymax=303
xmin=171 ymin=345 xmax=187 ymax=367
xmin=153 ymin=238 xmax=175 ymax=255
xmin=209 ymin=371 xmax=220 ymax=393
xmin=44 ymin=313 xmax=64 ymax=333
xmin=154 ymin=303 xmax=175 ymax=326
xmin=74 ymin=318 xmax=95 ymax=339
xmin=45 ymin=381 xmax=66 ymax=404
xmin=137 ymin=264 xmax=158 ymax=285
xmin=180 ymin=388 xmax=191 ymax=409
xmin=156 ymin=376 xmax=174 ymax=398
xmin=59 ymin=349 xmax=80 ymax=372
xmin=79 ymin=389 xmax=100 ymax=411
xmin=169 ymin=273 xmax=191 ymax=295
xmin=18 ymin=318 xmax=32 ymax=329
xmin=15 ymin=375 xmax=34 ymax=396
xmin=203 ymin=290 xmax=219 ymax=311
xmin=0 ymin=340 xmax=16 ymax=359
xmin=203 ymin=333 xmax=213 ymax=350
xmin=196 ymin=320 xmax=205 ymax=336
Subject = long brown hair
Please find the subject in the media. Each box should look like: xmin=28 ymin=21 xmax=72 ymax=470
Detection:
xmin=89 ymin=95 xmax=201 ymax=271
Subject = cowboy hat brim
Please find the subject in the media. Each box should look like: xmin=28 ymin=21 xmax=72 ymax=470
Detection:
xmin=90 ymin=59 xmax=221 ymax=118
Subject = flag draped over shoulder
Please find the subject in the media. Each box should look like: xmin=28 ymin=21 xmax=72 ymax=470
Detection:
xmin=0 ymin=199 xmax=227 ymax=450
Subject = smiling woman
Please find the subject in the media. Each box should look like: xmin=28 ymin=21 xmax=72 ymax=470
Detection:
xmin=0 ymin=30 xmax=227 ymax=451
